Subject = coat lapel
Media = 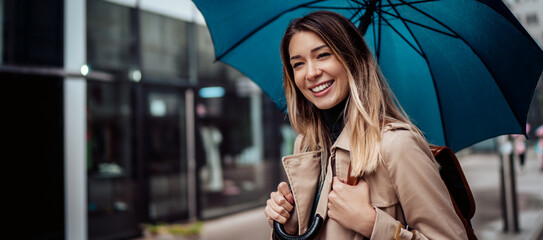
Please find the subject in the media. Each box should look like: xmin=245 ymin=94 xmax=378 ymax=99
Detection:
xmin=282 ymin=150 xmax=321 ymax=234
xmin=281 ymin=125 xmax=359 ymax=234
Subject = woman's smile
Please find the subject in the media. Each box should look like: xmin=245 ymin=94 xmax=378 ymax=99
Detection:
xmin=310 ymin=80 xmax=334 ymax=94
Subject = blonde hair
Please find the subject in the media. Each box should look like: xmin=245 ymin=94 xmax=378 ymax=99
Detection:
xmin=280 ymin=11 xmax=421 ymax=177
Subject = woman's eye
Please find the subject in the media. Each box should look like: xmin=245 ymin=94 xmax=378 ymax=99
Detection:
xmin=318 ymin=52 xmax=331 ymax=58
xmin=292 ymin=62 xmax=303 ymax=68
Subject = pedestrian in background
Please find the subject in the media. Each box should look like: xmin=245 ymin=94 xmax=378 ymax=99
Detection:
xmin=513 ymin=123 xmax=529 ymax=172
xmin=513 ymin=134 xmax=527 ymax=172
xmin=536 ymin=125 xmax=543 ymax=172
xmin=264 ymin=11 xmax=467 ymax=239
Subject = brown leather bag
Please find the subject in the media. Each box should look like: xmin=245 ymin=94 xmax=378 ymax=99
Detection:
xmin=430 ymin=146 xmax=477 ymax=240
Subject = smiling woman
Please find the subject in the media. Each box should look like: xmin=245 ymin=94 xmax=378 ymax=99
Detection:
xmin=288 ymin=31 xmax=349 ymax=110
xmin=264 ymin=11 xmax=470 ymax=240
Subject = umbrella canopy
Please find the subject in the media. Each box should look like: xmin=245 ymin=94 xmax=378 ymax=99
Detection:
xmin=192 ymin=0 xmax=543 ymax=152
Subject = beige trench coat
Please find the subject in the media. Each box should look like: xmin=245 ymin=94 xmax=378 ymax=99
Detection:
xmin=275 ymin=122 xmax=467 ymax=239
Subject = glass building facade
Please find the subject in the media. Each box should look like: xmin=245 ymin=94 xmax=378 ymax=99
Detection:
xmin=2 ymin=0 xmax=291 ymax=239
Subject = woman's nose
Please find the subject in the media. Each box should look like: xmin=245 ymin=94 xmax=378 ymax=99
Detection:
xmin=306 ymin=61 xmax=322 ymax=80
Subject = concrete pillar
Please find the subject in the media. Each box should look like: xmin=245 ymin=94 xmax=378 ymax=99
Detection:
xmin=498 ymin=135 xmax=519 ymax=233
xmin=64 ymin=0 xmax=87 ymax=239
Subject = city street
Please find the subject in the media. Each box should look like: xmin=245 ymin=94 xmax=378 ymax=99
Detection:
xmin=458 ymin=148 xmax=543 ymax=240
xmin=198 ymin=148 xmax=543 ymax=240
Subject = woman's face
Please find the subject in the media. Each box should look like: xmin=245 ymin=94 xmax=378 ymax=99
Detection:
xmin=288 ymin=31 xmax=350 ymax=110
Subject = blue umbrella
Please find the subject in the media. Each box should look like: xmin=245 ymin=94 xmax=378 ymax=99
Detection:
xmin=192 ymin=0 xmax=543 ymax=152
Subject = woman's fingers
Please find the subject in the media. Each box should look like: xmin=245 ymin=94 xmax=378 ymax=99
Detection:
xmin=274 ymin=191 xmax=294 ymax=212
xmin=264 ymin=182 xmax=295 ymax=224
xmin=277 ymin=182 xmax=294 ymax=204
xmin=265 ymin=200 xmax=289 ymax=224
xmin=267 ymin=198 xmax=291 ymax=220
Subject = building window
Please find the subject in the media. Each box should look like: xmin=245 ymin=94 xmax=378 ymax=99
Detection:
xmin=197 ymin=24 xmax=226 ymax=84
xmin=87 ymin=0 xmax=136 ymax=74
xmin=2 ymin=0 xmax=63 ymax=66
xmin=141 ymin=11 xmax=189 ymax=82
xmin=87 ymin=81 xmax=139 ymax=240
xmin=145 ymin=88 xmax=189 ymax=221
xmin=196 ymin=79 xmax=272 ymax=218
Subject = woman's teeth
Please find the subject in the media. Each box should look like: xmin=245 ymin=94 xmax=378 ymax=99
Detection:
xmin=311 ymin=81 xmax=333 ymax=93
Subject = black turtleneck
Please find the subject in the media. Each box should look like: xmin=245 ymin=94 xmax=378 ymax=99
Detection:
xmin=321 ymin=97 xmax=347 ymax=142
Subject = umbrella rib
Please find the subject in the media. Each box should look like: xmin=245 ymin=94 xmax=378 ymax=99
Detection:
xmin=350 ymin=0 xmax=368 ymax=6
xmin=348 ymin=0 xmax=366 ymax=23
xmin=348 ymin=7 xmax=364 ymax=23
xmin=372 ymin=14 xmax=378 ymax=57
xmin=300 ymin=0 xmax=375 ymax=10
xmin=378 ymin=14 xmax=424 ymax=57
xmin=400 ymin=0 xmax=525 ymax=129
xmin=381 ymin=0 xmax=437 ymax=8
xmin=215 ymin=0 xmax=325 ymax=61
xmin=377 ymin=0 xmax=382 ymax=58
xmin=358 ymin=0 xmax=379 ymax=34
xmin=379 ymin=10 xmax=457 ymax=38
xmin=306 ymin=6 xmax=364 ymax=10
xmin=387 ymin=0 xmax=449 ymax=146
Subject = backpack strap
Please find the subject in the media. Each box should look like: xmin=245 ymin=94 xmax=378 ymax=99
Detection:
xmin=430 ymin=146 xmax=478 ymax=240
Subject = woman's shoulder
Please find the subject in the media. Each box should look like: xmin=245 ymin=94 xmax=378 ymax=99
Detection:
xmin=381 ymin=122 xmax=423 ymax=143
xmin=380 ymin=122 xmax=433 ymax=165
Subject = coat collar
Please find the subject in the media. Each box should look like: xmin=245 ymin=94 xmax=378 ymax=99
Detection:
xmin=330 ymin=123 xmax=351 ymax=151
xmin=330 ymin=121 xmax=412 ymax=152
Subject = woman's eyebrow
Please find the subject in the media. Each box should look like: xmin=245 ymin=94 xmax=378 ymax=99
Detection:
xmin=290 ymin=44 xmax=329 ymax=61
xmin=311 ymin=44 xmax=328 ymax=53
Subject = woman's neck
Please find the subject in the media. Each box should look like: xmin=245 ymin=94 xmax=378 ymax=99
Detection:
xmin=321 ymin=98 xmax=347 ymax=142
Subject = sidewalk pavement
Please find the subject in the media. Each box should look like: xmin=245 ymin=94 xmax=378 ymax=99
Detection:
xmin=456 ymin=149 xmax=543 ymax=240
xmin=198 ymin=151 xmax=543 ymax=240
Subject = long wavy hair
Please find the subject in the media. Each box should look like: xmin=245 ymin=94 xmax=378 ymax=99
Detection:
xmin=280 ymin=10 xmax=420 ymax=177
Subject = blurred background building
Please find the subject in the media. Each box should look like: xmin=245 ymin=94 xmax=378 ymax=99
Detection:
xmin=2 ymin=0 xmax=292 ymax=239
xmin=1 ymin=0 xmax=542 ymax=240
xmin=506 ymin=0 xmax=543 ymax=45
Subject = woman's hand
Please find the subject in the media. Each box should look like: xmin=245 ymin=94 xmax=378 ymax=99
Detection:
xmin=328 ymin=177 xmax=376 ymax=238
xmin=265 ymin=182 xmax=298 ymax=234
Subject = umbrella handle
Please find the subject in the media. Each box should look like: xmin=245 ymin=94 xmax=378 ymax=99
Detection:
xmin=273 ymin=214 xmax=323 ymax=240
